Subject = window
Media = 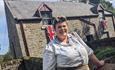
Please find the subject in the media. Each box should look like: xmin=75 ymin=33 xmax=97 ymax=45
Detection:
xmin=41 ymin=11 xmax=52 ymax=25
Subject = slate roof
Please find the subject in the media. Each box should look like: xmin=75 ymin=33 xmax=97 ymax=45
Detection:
xmin=5 ymin=1 xmax=112 ymax=19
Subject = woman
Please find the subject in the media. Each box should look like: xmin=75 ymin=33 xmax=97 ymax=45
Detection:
xmin=43 ymin=16 xmax=105 ymax=70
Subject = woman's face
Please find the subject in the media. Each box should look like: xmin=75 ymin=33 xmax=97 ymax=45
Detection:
xmin=55 ymin=21 xmax=68 ymax=39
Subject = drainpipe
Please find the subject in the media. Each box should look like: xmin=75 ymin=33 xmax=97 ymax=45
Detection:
xmin=112 ymin=15 xmax=115 ymax=31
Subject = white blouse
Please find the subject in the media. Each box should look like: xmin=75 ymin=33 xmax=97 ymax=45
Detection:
xmin=43 ymin=34 xmax=93 ymax=70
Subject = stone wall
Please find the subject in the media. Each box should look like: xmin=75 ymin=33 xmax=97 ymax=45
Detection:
xmin=0 ymin=59 xmax=23 ymax=70
xmin=68 ymin=20 xmax=83 ymax=35
xmin=22 ymin=22 xmax=47 ymax=57
xmin=105 ymin=17 xmax=115 ymax=37
xmin=68 ymin=18 xmax=99 ymax=40
xmin=0 ymin=58 xmax=42 ymax=70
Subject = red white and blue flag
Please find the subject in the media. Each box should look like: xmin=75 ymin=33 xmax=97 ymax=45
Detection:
xmin=46 ymin=25 xmax=55 ymax=41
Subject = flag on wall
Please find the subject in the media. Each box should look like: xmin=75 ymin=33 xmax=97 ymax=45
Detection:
xmin=46 ymin=25 xmax=55 ymax=41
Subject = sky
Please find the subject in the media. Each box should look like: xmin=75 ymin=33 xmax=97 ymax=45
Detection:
xmin=105 ymin=0 xmax=115 ymax=8
xmin=0 ymin=0 xmax=115 ymax=55
xmin=0 ymin=0 xmax=9 ymax=55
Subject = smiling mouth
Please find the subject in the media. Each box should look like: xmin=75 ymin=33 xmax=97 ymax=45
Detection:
xmin=59 ymin=30 xmax=67 ymax=34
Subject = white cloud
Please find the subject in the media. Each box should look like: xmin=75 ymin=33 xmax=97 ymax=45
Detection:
xmin=111 ymin=1 xmax=115 ymax=8
xmin=0 ymin=44 xmax=9 ymax=55
xmin=0 ymin=33 xmax=9 ymax=55
xmin=0 ymin=1 xmax=5 ymax=16
xmin=0 ymin=1 xmax=4 ymax=9
xmin=0 ymin=32 xmax=9 ymax=55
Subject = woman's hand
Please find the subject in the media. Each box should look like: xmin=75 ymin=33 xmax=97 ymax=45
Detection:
xmin=98 ymin=60 xmax=105 ymax=67
xmin=89 ymin=54 xmax=105 ymax=67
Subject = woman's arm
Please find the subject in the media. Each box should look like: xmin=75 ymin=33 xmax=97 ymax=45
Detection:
xmin=43 ymin=45 xmax=56 ymax=70
xmin=71 ymin=32 xmax=105 ymax=67
xmin=89 ymin=53 xmax=105 ymax=67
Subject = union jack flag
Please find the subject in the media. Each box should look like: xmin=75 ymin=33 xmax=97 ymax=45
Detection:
xmin=46 ymin=25 xmax=55 ymax=41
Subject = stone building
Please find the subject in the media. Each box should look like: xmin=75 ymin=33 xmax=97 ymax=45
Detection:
xmin=4 ymin=1 xmax=115 ymax=58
